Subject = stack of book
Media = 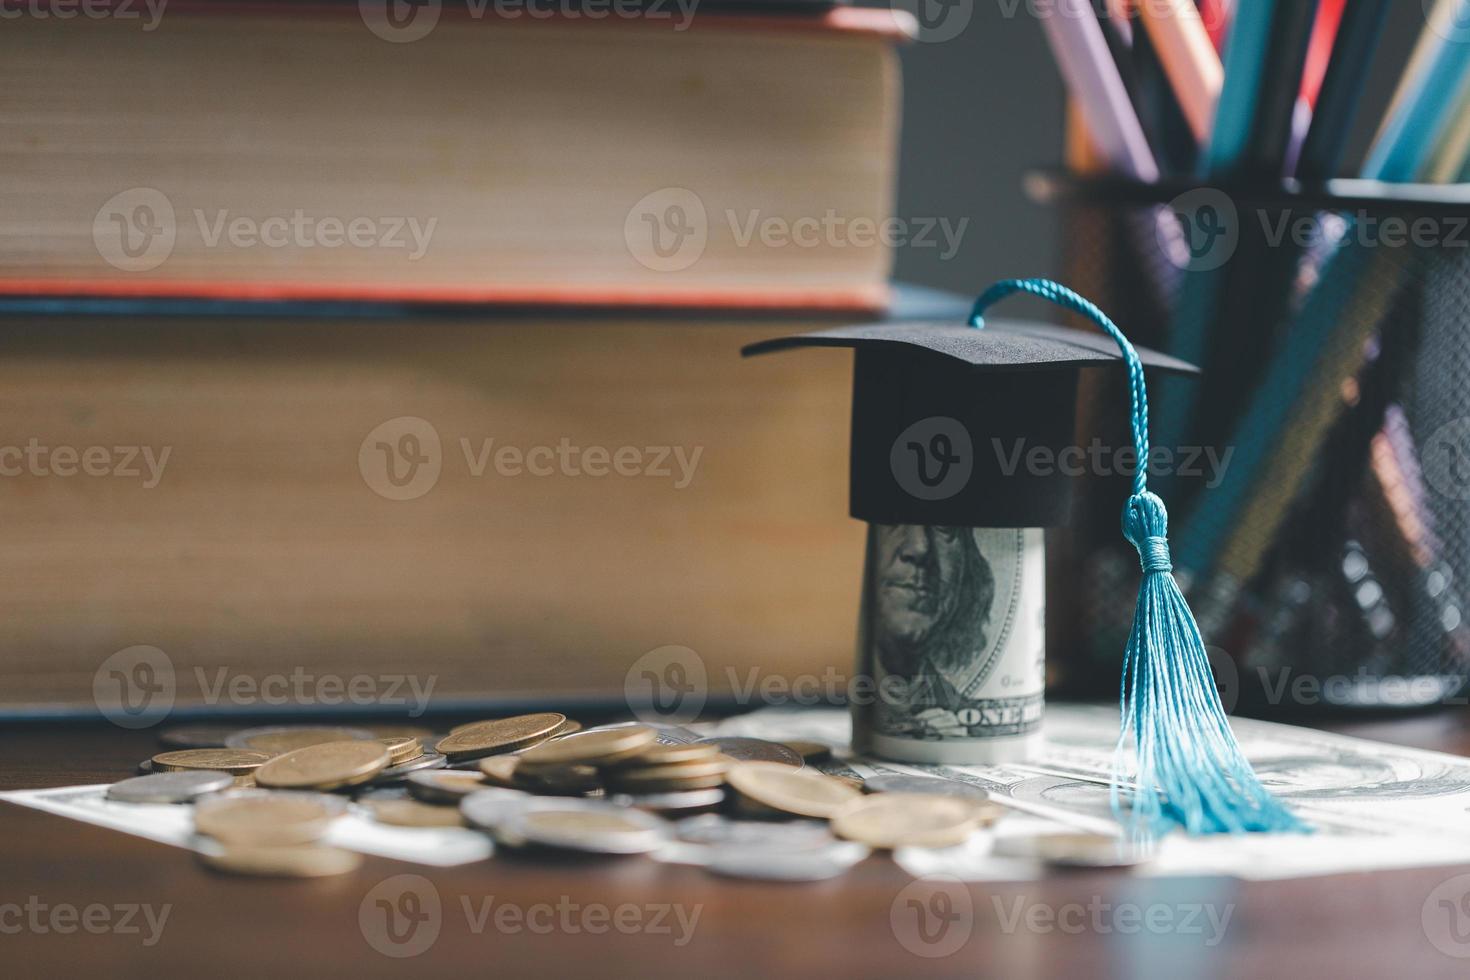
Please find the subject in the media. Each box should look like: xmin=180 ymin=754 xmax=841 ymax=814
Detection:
xmin=0 ymin=3 xmax=927 ymax=714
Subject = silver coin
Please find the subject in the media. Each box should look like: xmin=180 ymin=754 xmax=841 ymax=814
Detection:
xmin=705 ymin=840 xmax=870 ymax=881
xmin=674 ymin=814 xmax=835 ymax=848
xmin=459 ymin=787 xmax=535 ymax=831
xmin=693 ymin=737 xmax=802 ymax=768
xmin=370 ymin=750 xmax=447 ymax=783
xmin=156 ymin=726 xmax=238 ymax=750
xmin=223 ymin=725 xmax=375 ymax=751
xmin=445 ymin=757 xmax=491 ymax=771
xmin=606 ymin=789 xmax=726 ymax=815
xmin=136 ymin=759 xmax=157 ymax=775
xmin=576 ymin=722 xmax=701 ymax=746
xmin=502 ymin=799 xmax=671 ymax=855
xmin=406 ymin=769 xmax=488 ymax=804
xmin=861 ymin=774 xmax=991 ymax=800
xmin=650 ymin=725 xmax=703 ymax=746
xmin=107 ymin=770 xmax=235 ymax=804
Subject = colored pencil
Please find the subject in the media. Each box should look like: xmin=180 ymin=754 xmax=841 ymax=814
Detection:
xmin=1136 ymin=0 xmax=1222 ymax=146
xmin=1374 ymin=0 xmax=1461 ymax=149
xmin=1201 ymin=0 xmax=1280 ymax=176
xmin=1104 ymin=0 xmax=1133 ymax=44
xmin=1239 ymin=0 xmax=1320 ymax=177
xmin=1283 ymin=0 xmax=1344 ymax=174
xmin=1179 ymin=1 xmax=1470 ymax=598
xmin=1036 ymin=0 xmax=1159 ymax=182
xmin=1054 ymin=7 xmax=1182 ymax=312
xmin=1194 ymin=0 xmax=1228 ymax=53
xmin=1300 ymin=0 xmax=1346 ymax=109
xmin=1429 ymin=77 xmax=1470 ymax=182
xmin=1296 ymin=0 xmax=1392 ymax=180
xmin=1127 ymin=8 xmax=1200 ymax=173
xmin=1153 ymin=0 xmax=1291 ymax=453
xmin=1197 ymin=0 xmax=1322 ymax=458
xmin=1364 ymin=0 xmax=1470 ymax=181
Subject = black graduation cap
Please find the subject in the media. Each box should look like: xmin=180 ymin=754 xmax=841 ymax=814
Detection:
xmin=740 ymin=278 xmax=1303 ymax=838
xmin=742 ymin=319 xmax=1198 ymax=528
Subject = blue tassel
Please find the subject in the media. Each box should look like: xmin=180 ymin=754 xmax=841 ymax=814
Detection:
xmin=970 ymin=278 xmax=1307 ymax=838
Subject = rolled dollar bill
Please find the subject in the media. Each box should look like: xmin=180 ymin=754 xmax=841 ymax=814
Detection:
xmin=852 ymin=524 xmax=1045 ymax=764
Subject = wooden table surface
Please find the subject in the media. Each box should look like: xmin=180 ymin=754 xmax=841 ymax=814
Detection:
xmin=4 ymin=711 xmax=1470 ymax=979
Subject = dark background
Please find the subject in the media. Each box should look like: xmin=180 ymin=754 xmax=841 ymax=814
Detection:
xmin=884 ymin=0 xmax=1434 ymax=295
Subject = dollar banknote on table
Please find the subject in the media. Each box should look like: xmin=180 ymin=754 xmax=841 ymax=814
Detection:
xmin=717 ymin=704 xmax=1470 ymax=880
xmin=12 ymin=704 xmax=1470 ymax=881
xmin=853 ymin=525 xmax=1046 ymax=764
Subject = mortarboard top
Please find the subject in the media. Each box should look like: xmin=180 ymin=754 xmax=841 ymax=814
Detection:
xmin=742 ymin=319 xmax=1199 ymax=528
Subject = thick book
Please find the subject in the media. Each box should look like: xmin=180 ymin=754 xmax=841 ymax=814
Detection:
xmin=3 ymin=4 xmax=908 ymax=312
xmin=0 ymin=288 xmax=969 ymax=719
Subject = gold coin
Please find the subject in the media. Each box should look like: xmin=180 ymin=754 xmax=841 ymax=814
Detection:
xmin=604 ymin=743 xmax=718 ymax=768
xmin=694 ymin=737 xmax=803 ymax=768
xmin=478 ymin=756 xmax=520 ymax=788
xmin=517 ymin=725 xmax=657 ymax=767
xmin=831 ymin=793 xmax=985 ymax=849
xmin=448 ymin=716 xmax=575 ymax=737
xmin=254 ymin=740 xmax=390 ymax=791
xmin=200 ymin=845 xmax=362 ymax=878
xmin=726 ymin=761 xmax=862 ymax=819
xmin=194 ymin=792 xmax=343 ymax=845
xmin=435 ymin=713 xmax=566 ymax=760
xmin=781 ymin=740 xmax=834 ymax=764
xmin=513 ymin=763 xmax=601 ymax=795
xmin=603 ymin=758 xmax=730 ymax=788
xmin=369 ymin=800 xmax=465 ymax=828
xmin=228 ymin=727 xmax=374 ymax=755
xmin=606 ymin=772 xmax=728 ymax=793
xmin=378 ymin=736 xmax=423 ymax=766
xmin=152 ymin=749 xmax=271 ymax=775
xmin=407 ymin=770 xmax=487 ymax=803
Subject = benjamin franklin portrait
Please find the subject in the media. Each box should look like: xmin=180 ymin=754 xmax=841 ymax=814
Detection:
xmin=872 ymin=524 xmax=996 ymax=711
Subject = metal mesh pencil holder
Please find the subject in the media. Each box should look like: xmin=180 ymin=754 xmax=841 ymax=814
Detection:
xmin=1031 ymin=172 xmax=1470 ymax=715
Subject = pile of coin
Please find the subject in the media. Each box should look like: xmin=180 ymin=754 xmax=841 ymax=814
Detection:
xmin=108 ymin=716 xmax=1046 ymax=881
xmin=118 ymin=722 xmax=459 ymax=877
xmin=437 ymin=722 xmax=1007 ymax=877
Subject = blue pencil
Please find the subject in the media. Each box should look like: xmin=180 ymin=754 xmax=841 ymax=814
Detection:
xmin=1363 ymin=2 xmax=1470 ymax=180
xmin=1201 ymin=0 xmax=1281 ymax=177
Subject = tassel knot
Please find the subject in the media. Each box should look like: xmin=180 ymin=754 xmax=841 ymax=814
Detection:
xmin=1122 ymin=489 xmax=1168 ymax=545
xmin=1124 ymin=492 xmax=1174 ymax=573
